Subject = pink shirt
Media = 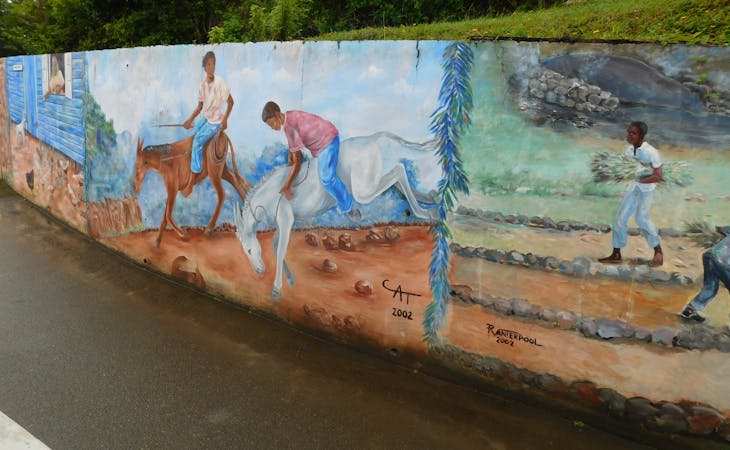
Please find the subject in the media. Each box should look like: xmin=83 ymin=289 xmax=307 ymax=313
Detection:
xmin=283 ymin=111 xmax=339 ymax=157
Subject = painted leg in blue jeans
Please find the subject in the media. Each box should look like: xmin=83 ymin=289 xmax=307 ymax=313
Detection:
xmin=317 ymin=136 xmax=360 ymax=221
xmin=183 ymin=120 xmax=220 ymax=197
xmin=600 ymin=189 xmax=638 ymax=263
xmin=681 ymin=253 xmax=722 ymax=322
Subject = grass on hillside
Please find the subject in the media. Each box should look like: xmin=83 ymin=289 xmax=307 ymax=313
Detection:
xmin=313 ymin=0 xmax=729 ymax=45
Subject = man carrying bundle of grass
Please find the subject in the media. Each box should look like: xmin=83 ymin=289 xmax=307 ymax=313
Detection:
xmin=598 ymin=121 xmax=664 ymax=266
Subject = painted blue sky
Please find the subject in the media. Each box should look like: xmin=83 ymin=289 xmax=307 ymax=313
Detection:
xmin=86 ymin=41 xmax=449 ymax=228
xmin=87 ymin=41 xmax=447 ymax=160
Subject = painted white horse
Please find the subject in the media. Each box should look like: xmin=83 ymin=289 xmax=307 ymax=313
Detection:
xmin=234 ymin=131 xmax=440 ymax=299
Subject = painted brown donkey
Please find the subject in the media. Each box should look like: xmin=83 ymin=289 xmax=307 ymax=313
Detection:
xmin=133 ymin=132 xmax=251 ymax=247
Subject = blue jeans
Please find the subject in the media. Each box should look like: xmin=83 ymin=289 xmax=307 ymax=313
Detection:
xmin=611 ymin=186 xmax=660 ymax=249
xmin=317 ymin=136 xmax=353 ymax=213
xmin=689 ymin=252 xmax=730 ymax=311
xmin=191 ymin=119 xmax=221 ymax=174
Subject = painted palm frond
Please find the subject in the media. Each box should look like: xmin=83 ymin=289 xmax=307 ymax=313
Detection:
xmin=424 ymin=42 xmax=474 ymax=345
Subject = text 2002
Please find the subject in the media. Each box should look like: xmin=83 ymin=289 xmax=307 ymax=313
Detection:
xmin=392 ymin=308 xmax=413 ymax=320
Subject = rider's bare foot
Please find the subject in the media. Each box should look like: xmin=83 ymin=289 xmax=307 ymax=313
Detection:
xmin=649 ymin=245 xmax=663 ymax=267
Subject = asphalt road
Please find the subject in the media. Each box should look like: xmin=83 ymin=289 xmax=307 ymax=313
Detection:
xmin=0 ymin=182 xmax=663 ymax=450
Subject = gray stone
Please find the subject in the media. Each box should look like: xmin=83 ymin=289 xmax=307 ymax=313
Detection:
xmin=539 ymin=307 xmax=557 ymax=322
xmin=714 ymin=333 xmax=730 ymax=352
xmin=511 ymin=298 xmax=532 ymax=317
xmin=575 ymin=102 xmax=586 ymax=112
xmin=617 ymin=265 xmax=633 ymax=280
xmin=493 ymin=299 xmax=513 ymax=315
xmin=625 ymin=397 xmax=659 ymax=423
xmin=460 ymin=246 xmax=476 ymax=256
xmin=676 ymin=327 xmax=713 ymax=350
xmin=647 ymin=403 xmax=688 ymax=433
xmin=504 ymin=214 xmax=517 ymax=224
xmin=595 ymin=318 xmax=634 ymax=339
xmin=578 ymin=318 xmax=597 ymax=337
xmin=543 ymin=218 xmax=555 ymax=229
xmin=565 ymin=99 xmax=576 ymax=108
xmin=556 ymin=221 xmax=571 ymax=231
xmin=524 ymin=253 xmax=538 ymax=266
xmin=544 ymin=256 xmax=561 ymax=270
xmin=528 ymin=78 xmax=540 ymax=90
xmin=545 ymin=91 xmax=557 ymax=104
xmin=634 ymin=327 xmax=652 ymax=342
xmin=598 ymin=388 xmax=626 ymax=417
xmin=455 ymin=205 xmax=470 ymax=215
xmin=507 ymin=251 xmax=525 ymax=264
xmin=601 ymin=265 xmax=619 ymax=278
xmin=517 ymin=215 xmax=529 ymax=224
xmin=528 ymin=216 xmax=544 ymax=227
xmin=627 ymin=227 xmax=641 ymax=236
xmin=555 ymin=86 xmax=568 ymax=96
xmin=556 ymin=311 xmax=577 ymax=329
xmin=587 ymin=85 xmax=601 ymax=95
xmin=649 ymin=270 xmax=672 ymax=283
xmin=588 ymin=262 xmax=602 ymax=275
xmin=449 ymin=242 xmax=462 ymax=252
xmin=688 ymin=406 xmax=725 ymax=435
xmin=603 ymin=96 xmax=620 ymax=109
xmin=588 ymin=94 xmax=602 ymax=105
xmin=571 ymin=256 xmax=592 ymax=276
xmin=651 ymin=327 xmax=678 ymax=346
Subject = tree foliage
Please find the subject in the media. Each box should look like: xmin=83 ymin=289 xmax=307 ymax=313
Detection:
xmin=0 ymin=0 xmax=563 ymax=54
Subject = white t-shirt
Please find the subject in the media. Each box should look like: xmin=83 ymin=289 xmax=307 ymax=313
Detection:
xmin=625 ymin=142 xmax=661 ymax=192
xmin=199 ymin=75 xmax=230 ymax=124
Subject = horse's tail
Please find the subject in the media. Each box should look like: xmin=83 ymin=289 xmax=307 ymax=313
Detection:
xmin=363 ymin=131 xmax=438 ymax=152
xmin=223 ymin=133 xmax=252 ymax=198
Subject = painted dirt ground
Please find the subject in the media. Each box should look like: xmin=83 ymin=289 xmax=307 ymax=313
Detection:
xmin=98 ymin=222 xmax=730 ymax=411
xmin=450 ymin=219 xmax=730 ymax=328
xmin=100 ymin=225 xmax=434 ymax=353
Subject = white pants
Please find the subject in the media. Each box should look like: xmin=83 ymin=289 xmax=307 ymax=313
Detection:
xmin=611 ymin=186 xmax=660 ymax=249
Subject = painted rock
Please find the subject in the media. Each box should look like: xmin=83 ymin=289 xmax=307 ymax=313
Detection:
xmin=366 ymin=229 xmax=384 ymax=241
xmin=339 ymin=233 xmax=355 ymax=251
xmin=304 ymin=233 xmax=319 ymax=247
xmin=322 ymin=233 xmax=338 ymax=250
xmin=354 ymin=280 xmax=373 ymax=295
xmin=322 ymin=259 xmax=338 ymax=273
xmin=384 ymin=226 xmax=400 ymax=241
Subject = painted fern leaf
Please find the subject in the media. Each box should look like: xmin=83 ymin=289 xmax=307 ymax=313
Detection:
xmin=424 ymin=42 xmax=474 ymax=345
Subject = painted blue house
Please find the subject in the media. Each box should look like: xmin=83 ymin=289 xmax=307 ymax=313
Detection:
xmin=5 ymin=53 xmax=86 ymax=164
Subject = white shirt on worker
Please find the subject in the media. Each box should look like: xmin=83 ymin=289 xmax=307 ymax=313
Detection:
xmin=624 ymin=142 xmax=661 ymax=193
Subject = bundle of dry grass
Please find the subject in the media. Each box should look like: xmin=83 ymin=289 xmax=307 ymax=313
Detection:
xmin=590 ymin=151 xmax=693 ymax=187
xmin=684 ymin=219 xmax=725 ymax=249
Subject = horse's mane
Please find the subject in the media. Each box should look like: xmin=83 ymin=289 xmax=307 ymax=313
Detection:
xmin=142 ymin=144 xmax=173 ymax=155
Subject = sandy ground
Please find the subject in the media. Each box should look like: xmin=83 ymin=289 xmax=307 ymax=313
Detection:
xmin=99 ymin=223 xmax=730 ymax=411
xmin=101 ymin=225 xmax=434 ymax=354
xmin=450 ymin=217 xmax=730 ymax=328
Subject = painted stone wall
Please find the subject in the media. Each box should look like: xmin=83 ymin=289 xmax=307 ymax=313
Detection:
xmin=2 ymin=40 xmax=730 ymax=442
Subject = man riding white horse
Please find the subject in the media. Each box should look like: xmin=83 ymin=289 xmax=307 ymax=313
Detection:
xmin=262 ymin=101 xmax=361 ymax=221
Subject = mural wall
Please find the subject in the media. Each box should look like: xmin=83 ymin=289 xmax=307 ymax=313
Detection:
xmin=3 ymin=40 xmax=730 ymax=441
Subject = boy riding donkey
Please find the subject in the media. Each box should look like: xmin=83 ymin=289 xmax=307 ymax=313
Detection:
xmin=181 ymin=51 xmax=234 ymax=197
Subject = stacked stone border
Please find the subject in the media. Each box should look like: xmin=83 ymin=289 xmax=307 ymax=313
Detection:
xmin=432 ymin=342 xmax=730 ymax=442
xmin=448 ymin=286 xmax=730 ymax=353
xmin=455 ymin=205 xmax=688 ymax=237
xmin=450 ymin=242 xmax=694 ymax=286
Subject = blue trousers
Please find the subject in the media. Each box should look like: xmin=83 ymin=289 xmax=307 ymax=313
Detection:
xmin=689 ymin=251 xmax=730 ymax=311
xmin=611 ymin=186 xmax=660 ymax=249
xmin=317 ymin=136 xmax=354 ymax=213
xmin=191 ymin=119 xmax=221 ymax=174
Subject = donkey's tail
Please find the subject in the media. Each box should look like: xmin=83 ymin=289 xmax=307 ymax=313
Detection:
xmin=364 ymin=131 xmax=438 ymax=152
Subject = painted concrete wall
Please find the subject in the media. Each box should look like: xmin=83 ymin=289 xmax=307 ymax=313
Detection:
xmin=2 ymin=40 xmax=730 ymax=442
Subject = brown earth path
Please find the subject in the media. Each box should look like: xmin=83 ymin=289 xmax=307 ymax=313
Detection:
xmin=449 ymin=216 xmax=730 ymax=328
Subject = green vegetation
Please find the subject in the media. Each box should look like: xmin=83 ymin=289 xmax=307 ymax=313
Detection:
xmin=2 ymin=0 xmax=726 ymax=56
xmin=315 ymin=0 xmax=729 ymax=45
